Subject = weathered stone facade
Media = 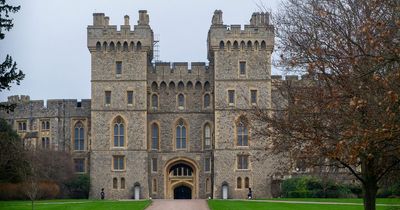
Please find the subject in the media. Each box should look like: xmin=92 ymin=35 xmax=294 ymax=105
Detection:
xmin=0 ymin=9 xmax=292 ymax=200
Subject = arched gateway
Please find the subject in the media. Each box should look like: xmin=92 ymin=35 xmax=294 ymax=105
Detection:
xmin=164 ymin=157 xmax=199 ymax=199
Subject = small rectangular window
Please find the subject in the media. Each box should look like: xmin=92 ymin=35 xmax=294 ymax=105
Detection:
xmin=152 ymin=179 xmax=157 ymax=193
xmin=251 ymin=90 xmax=257 ymax=104
xmin=228 ymin=90 xmax=235 ymax=105
xmin=127 ymin=91 xmax=133 ymax=105
xmin=116 ymin=61 xmax=122 ymax=75
xmin=205 ymin=157 xmax=211 ymax=172
xmin=152 ymin=158 xmax=157 ymax=173
xmin=105 ymin=91 xmax=111 ymax=105
xmin=113 ymin=156 xmax=125 ymax=171
xmin=239 ymin=61 xmax=246 ymax=75
xmin=237 ymin=155 xmax=249 ymax=170
xmin=74 ymin=159 xmax=85 ymax=173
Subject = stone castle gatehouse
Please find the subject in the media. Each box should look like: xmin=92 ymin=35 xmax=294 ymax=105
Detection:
xmin=1 ymin=9 xmax=287 ymax=199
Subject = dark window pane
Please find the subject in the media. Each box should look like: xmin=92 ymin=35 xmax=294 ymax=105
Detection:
xmin=228 ymin=90 xmax=235 ymax=104
xmin=240 ymin=61 xmax=246 ymax=75
xmin=116 ymin=61 xmax=122 ymax=74
xmin=127 ymin=91 xmax=133 ymax=104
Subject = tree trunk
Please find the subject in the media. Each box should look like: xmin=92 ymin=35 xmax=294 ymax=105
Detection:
xmin=362 ymin=180 xmax=378 ymax=210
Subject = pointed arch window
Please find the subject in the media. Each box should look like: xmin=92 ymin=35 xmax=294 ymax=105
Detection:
xmin=176 ymin=120 xmax=187 ymax=149
xmin=121 ymin=177 xmax=126 ymax=189
xmin=245 ymin=177 xmax=250 ymax=188
xmin=204 ymin=123 xmax=211 ymax=149
xmin=74 ymin=122 xmax=85 ymax=150
xmin=113 ymin=178 xmax=118 ymax=189
xmin=237 ymin=177 xmax=242 ymax=189
xmin=237 ymin=121 xmax=248 ymax=146
xmin=113 ymin=117 xmax=125 ymax=147
xmin=151 ymin=123 xmax=159 ymax=150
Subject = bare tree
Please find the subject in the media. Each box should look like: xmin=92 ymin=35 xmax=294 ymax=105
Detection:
xmin=253 ymin=0 xmax=400 ymax=210
xmin=19 ymin=147 xmax=74 ymax=210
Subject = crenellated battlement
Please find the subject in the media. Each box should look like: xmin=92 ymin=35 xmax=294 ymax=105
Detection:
xmin=147 ymin=62 xmax=213 ymax=89
xmin=208 ymin=10 xmax=274 ymax=57
xmin=87 ymin=10 xmax=153 ymax=53
xmin=3 ymin=95 xmax=91 ymax=111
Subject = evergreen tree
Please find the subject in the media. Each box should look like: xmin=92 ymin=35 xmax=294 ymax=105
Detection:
xmin=0 ymin=0 xmax=24 ymax=112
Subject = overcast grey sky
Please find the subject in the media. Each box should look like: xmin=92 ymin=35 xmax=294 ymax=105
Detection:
xmin=1 ymin=0 xmax=280 ymax=101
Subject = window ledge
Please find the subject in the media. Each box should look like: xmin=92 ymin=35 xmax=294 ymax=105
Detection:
xmin=178 ymin=106 xmax=184 ymax=110
xmin=112 ymin=147 xmax=126 ymax=150
xmin=228 ymin=103 xmax=235 ymax=106
xmin=112 ymin=170 xmax=126 ymax=172
xmin=236 ymin=169 xmax=251 ymax=172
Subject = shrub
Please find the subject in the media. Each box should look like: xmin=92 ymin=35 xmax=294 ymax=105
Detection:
xmin=0 ymin=181 xmax=60 ymax=200
xmin=65 ymin=174 xmax=90 ymax=199
xmin=281 ymin=176 xmax=360 ymax=198
xmin=377 ymin=181 xmax=400 ymax=198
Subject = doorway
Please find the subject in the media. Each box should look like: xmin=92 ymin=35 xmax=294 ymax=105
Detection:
xmin=174 ymin=185 xmax=192 ymax=199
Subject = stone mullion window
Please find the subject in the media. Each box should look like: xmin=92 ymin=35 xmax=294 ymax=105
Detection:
xmin=237 ymin=122 xmax=248 ymax=146
xmin=113 ymin=118 xmax=125 ymax=147
xmin=42 ymin=137 xmax=50 ymax=149
xmin=74 ymin=122 xmax=85 ymax=151
xmin=204 ymin=124 xmax=211 ymax=149
xmin=113 ymin=156 xmax=125 ymax=171
xmin=74 ymin=158 xmax=85 ymax=173
xmin=176 ymin=120 xmax=186 ymax=149
xmin=237 ymin=155 xmax=249 ymax=170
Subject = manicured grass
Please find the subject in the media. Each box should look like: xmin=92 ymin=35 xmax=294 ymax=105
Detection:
xmin=0 ymin=199 xmax=151 ymax=210
xmin=265 ymin=198 xmax=400 ymax=204
xmin=208 ymin=199 xmax=400 ymax=210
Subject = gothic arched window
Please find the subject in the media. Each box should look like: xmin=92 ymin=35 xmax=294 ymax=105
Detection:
xmin=113 ymin=177 xmax=118 ymax=189
xmin=74 ymin=122 xmax=85 ymax=150
xmin=245 ymin=177 xmax=250 ymax=188
xmin=176 ymin=120 xmax=187 ymax=149
xmin=151 ymin=123 xmax=159 ymax=150
xmin=113 ymin=117 xmax=125 ymax=147
xmin=237 ymin=177 xmax=242 ymax=189
xmin=237 ymin=121 xmax=249 ymax=146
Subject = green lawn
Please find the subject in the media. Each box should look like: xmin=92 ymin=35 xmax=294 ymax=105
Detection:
xmin=0 ymin=199 xmax=151 ymax=210
xmin=208 ymin=199 xmax=400 ymax=210
xmin=265 ymin=198 xmax=400 ymax=204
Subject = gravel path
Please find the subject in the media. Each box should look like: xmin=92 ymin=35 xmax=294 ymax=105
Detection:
xmin=146 ymin=199 xmax=210 ymax=210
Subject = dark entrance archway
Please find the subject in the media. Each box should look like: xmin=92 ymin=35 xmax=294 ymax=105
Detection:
xmin=174 ymin=185 xmax=192 ymax=199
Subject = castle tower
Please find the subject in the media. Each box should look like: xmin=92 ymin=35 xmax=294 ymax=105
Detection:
xmin=87 ymin=11 xmax=153 ymax=199
xmin=208 ymin=10 xmax=276 ymax=198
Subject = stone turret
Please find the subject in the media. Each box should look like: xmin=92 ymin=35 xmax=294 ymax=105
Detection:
xmin=250 ymin=12 xmax=270 ymax=26
xmin=211 ymin=10 xmax=223 ymax=26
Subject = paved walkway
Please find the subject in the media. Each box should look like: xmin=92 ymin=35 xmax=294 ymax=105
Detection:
xmin=146 ymin=199 xmax=209 ymax=210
